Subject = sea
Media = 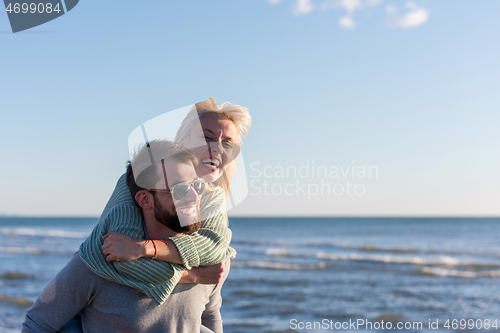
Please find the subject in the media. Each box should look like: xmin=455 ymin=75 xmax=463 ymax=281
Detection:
xmin=1 ymin=217 xmax=500 ymax=333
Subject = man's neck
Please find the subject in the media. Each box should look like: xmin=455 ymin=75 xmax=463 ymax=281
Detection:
xmin=144 ymin=216 xmax=181 ymax=239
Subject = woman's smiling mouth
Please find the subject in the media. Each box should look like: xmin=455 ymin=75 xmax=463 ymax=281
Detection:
xmin=201 ymin=157 xmax=222 ymax=171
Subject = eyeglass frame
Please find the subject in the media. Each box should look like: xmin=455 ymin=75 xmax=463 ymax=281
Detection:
xmin=149 ymin=178 xmax=205 ymax=200
xmin=148 ymin=159 xmax=205 ymax=201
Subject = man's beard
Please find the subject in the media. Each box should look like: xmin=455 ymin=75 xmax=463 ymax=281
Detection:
xmin=153 ymin=195 xmax=201 ymax=233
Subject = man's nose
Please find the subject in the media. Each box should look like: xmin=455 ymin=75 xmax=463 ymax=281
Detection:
xmin=183 ymin=185 xmax=200 ymax=203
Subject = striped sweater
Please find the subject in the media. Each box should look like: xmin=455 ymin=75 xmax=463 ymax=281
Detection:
xmin=79 ymin=173 xmax=236 ymax=306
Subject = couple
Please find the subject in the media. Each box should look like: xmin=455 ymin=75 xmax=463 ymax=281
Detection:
xmin=22 ymin=98 xmax=251 ymax=333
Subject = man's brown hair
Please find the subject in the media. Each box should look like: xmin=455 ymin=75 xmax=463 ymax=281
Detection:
xmin=126 ymin=140 xmax=198 ymax=204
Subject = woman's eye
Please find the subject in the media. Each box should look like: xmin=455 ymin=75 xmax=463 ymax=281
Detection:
xmin=204 ymin=136 xmax=213 ymax=141
xmin=222 ymin=142 xmax=233 ymax=149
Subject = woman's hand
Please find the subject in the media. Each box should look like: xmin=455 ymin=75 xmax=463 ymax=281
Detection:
xmin=179 ymin=260 xmax=227 ymax=284
xmin=102 ymin=231 xmax=149 ymax=262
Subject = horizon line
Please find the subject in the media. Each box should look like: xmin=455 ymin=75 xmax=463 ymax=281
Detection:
xmin=0 ymin=215 xmax=499 ymax=219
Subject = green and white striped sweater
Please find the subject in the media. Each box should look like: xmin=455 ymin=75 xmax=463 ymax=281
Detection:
xmin=79 ymin=173 xmax=236 ymax=306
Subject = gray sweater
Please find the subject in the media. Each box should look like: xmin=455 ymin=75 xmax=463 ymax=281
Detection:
xmin=22 ymin=254 xmax=228 ymax=333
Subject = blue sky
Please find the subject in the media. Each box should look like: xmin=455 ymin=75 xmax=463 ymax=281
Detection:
xmin=1 ymin=0 xmax=499 ymax=217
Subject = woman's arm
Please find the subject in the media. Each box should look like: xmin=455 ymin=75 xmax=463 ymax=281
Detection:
xmin=100 ymin=231 xmax=225 ymax=285
xmin=102 ymin=231 xmax=183 ymax=264
xmin=101 ymin=213 xmax=236 ymax=269
xmin=79 ymin=203 xmax=185 ymax=305
xmin=170 ymin=188 xmax=237 ymax=269
xmin=179 ymin=260 xmax=227 ymax=284
xmin=168 ymin=214 xmax=236 ymax=268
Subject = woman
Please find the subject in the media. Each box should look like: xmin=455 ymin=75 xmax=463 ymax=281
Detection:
xmin=78 ymin=97 xmax=251 ymax=306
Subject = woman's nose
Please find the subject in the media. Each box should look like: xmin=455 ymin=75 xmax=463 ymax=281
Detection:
xmin=208 ymin=141 xmax=224 ymax=155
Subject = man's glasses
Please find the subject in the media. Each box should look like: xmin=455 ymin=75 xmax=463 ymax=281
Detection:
xmin=151 ymin=179 xmax=206 ymax=201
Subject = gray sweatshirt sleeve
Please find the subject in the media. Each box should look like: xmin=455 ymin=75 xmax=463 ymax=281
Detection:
xmin=22 ymin=255 xmax=96 ymax=333
xmin=201 ymin=260 xmax=230 ymax=333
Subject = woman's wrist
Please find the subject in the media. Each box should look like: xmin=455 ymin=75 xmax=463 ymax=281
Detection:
xmin=142 ymin=240 xmax=155 ymax=258
xmin=179 ymin=269 xmax=195 ymax=284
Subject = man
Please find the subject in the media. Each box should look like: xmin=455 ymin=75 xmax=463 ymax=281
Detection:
xmin=22 ymin=141 xmax=228 ymax=333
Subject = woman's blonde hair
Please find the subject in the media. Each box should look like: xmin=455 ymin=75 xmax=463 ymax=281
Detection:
xmin=175 ymin=98 xmax=251 ymax=195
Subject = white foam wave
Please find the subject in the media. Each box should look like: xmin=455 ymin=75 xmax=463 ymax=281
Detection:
xmin=0 ymin=246 xmax=47 ymax=254
xmin=265 ymin=248 xmax=290 ymax=256
xmin=305 ymin=241 xmax=491 ymax=257
xmin=0 ymin=294 xmax=33 ymax=307
xmin=229 ymin=261 xmax=245 ymax=267
xmin=316 ymin=252 xmax=460 ymax=266
xmin=0 ymin=271 xmax=35 ymax=279
xmin=246 ymin=261 xmax=326 ymax=270
xmin=420 ymin=267 xmax=500 ymax=278
xmin=2 ymin=228 xmax=89 ymax=239
xmin=305 ymin=240 xmax=418 ymax=253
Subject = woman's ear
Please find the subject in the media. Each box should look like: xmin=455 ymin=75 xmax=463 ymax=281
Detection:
xmin=135 ymin=190 xmax=153 ymax=209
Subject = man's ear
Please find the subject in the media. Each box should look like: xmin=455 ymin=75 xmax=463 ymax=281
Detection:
xmin=135 ymin=190 xmax=154 ymax=209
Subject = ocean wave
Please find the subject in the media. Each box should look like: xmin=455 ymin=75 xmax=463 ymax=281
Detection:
xmin=0 ymin=246 xmax=48 ymax=255
xmin=304 ymin=241 xmax=498 ymax=257
xmin=265 ymin=248 xmax=290 ymax=256
xmin=234 ymin=278 xmax=303 ymax=286
xmin=372 ymin=313 xmax=405 ymax=323
xmin=229 ymin=261 xmax=245 ymax=268
xmin=246 ymin=261 xmax=326 ymax=270
xmin=304 ymin=240 xmax=418 ymax=253
xmin=316 ymin=252 xmax=461 ymax=266
xmin=0 ymin=271 xmax=36 ymax=279
xmin=419 ymin=267 xmax=500 ymax=278
xmin=262 ymin=245 xmax=417 ymax=259
xmin=2 ymin=228 xmax=89 ymax=239
xmin=0 ymin=294 xmax=33 ymax=308
xmin=231 ymin=239 xmax=263 ymax=245
xmin=237 ymin=239 xmax=494 ymax=260
xmin=232 ymin=290 xmax=276 ymax=298
xmin=358 ymin=244 xmax=417 ymax=253
xmin=468 ymin=263 xmax=500 ymax=269
xmin=231 ymin=260 xmax=326 ymax=270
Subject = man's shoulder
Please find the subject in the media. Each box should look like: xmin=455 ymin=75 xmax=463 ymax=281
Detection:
xmin=202 ymin=186 xmax=224 ymax=203
xmin=65 ymin=253 xmax=100 ymax=279
xmin=100 ymin=174 xmax=136 ymax=217
xmin=200 ymin=187 xmax=226 ymax=219
xmin=37 ymin=253 xmax=101 ymax=303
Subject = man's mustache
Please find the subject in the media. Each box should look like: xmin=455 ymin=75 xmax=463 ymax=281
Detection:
xmin=174 ymin=203 xmax=201 ymax=227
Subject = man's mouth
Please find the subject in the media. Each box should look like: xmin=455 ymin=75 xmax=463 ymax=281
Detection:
xmin=176 ymin=205 xmax=198 ymax=217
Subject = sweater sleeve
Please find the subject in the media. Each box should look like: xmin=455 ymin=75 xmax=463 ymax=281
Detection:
xmin=79 ymin=204 xmax=185 ymax=305
xmin=170 ymin=214 xmax=237 ymax=269
xmin=201 ymin=260 xmax=230 ymax=333
xmin=22 ymin=255 xmax=97 ymax=333
xmin=169 ymin=188 xmax=236 ymax=269
xmin=106 ymin=206 xmax=186 ymax=290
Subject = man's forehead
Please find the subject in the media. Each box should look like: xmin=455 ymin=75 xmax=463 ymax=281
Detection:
xmin=155 ymin=160 xmax=197 ymax=186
